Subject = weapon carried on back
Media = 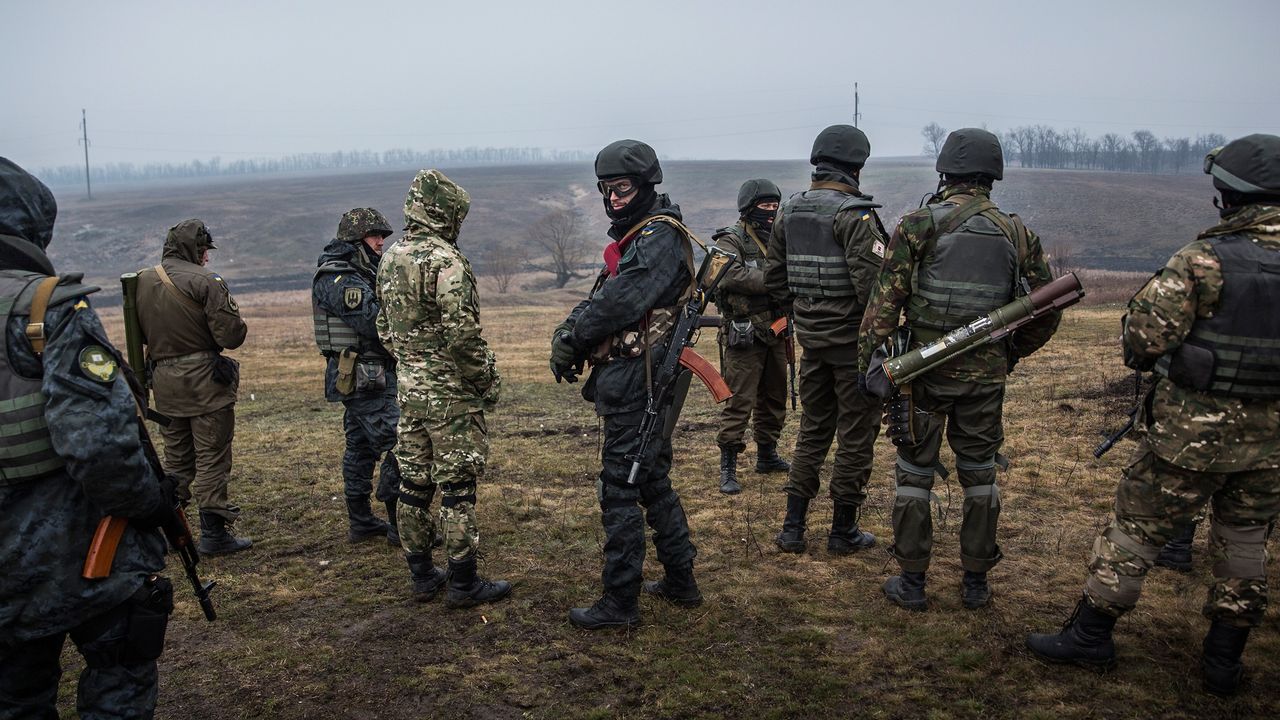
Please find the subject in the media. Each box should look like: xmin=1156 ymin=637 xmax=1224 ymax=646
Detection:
xmin=119 ymin=272 xmax=149 ymax=394
xmin=769 ymin=314 xmax=798 ymax=410
xmin=626 ymin=246 xmax=737 ymax=484
xmin=1093 ymin=369 xmax=1145 ymax=458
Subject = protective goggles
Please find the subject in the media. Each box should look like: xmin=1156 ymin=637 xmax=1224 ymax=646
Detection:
xmin=597 ymin=177 xmax=639 ymax=198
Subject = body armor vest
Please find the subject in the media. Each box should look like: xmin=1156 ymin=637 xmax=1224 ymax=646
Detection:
xmin=1156 ymin=234 xmax=1280 ymax=398
xmin=713 ymin=224 xmax=773 ymax=320
xmin=313 ymin=260 xmax=381 ymax=357
xmin=906 ymin=201 xmax=1020 ymax=335
xmin=0 ymin=271 xmax=66 ymax=486
xmin=783 ymin=189 xmax=879 ymax=299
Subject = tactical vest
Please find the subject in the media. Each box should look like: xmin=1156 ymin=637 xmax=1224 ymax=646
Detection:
xmin=0 ymin=271 xmax=66 ymax=486
xmin=905 ymin=199 xmax=1023 ymax=335
xmin=712 ymin=224 xmax=773 ymax=320
xmin=1155 ymin=234 xmax=1280 ymax=398
xmin=783 ymin=189 xmax=880 ymax=298
xmin=312 ymin=261 xmax=381 ymax=357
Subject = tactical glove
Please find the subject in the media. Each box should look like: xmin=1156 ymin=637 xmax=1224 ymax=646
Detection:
xmin=856 ymin=372 xmax=876 ymax=398
xmin=550 ymin=322 xmax=581 ymax=383
xmin=133 ymin=472 xmax=179 ymax=530
xmin=480 ymin=372 xmax=501 ymax=410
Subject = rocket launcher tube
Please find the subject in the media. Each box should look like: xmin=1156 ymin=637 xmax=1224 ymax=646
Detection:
xmin=120 ymin=272 xmax=148 ymax=389
xmin=882 ymin=272 xmax=1084 ymax=388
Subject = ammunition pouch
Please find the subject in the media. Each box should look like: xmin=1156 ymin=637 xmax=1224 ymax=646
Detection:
xmin=211 ymin=355 xmax=239 ymax=387
xmin=356 ymin=360 xmax=388 ymax=393
xmin=725 ymin=319 xmax=754 ymax=350
xmin=883 ymin=385 xmax=918 ymax=447
xmin=335 ymin=347 xmax=359 ymax=395
xmin=81 ymin=576 xmax=173 ymax=669
xmin=589 ymin=306 xmax=679 ymax=365
xmin=1158 ymin=343 xmax=1215 ymax=392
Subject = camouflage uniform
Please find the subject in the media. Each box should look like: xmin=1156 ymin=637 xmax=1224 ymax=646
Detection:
xmin=0 ymin=157 xmax=171 ymax=718
xmin=377 ymin=170 xmax=507 ymax=606
xmin=1082 ymin=203 xmax=1280 ymax=626
xmin=858 ymin=183 xmax=1060 ymax=577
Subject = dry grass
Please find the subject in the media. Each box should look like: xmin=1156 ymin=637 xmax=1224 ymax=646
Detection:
xmin=64 ymin=297 xmax=1279 ymax=719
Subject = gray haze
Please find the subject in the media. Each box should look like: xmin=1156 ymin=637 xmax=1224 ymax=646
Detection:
xmin=4 ymin=0 xmax=1279 ymax=170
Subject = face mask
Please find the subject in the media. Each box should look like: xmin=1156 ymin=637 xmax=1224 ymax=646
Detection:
xmin=746 ymin=206 xmax=777 ymax=229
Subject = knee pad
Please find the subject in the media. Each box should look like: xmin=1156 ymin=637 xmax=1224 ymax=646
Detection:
xmin=1210 ymin=523 xmax=1269 ymax=579
xmin=397 ymin=478 xmax=437 ymax=509
xmin=440 ymin=482 xmax=477 ymax=508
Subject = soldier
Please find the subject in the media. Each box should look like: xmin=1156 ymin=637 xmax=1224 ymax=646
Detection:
xmin=0 ymin=157 xmax=173 ymax=717
xmin=376 ymin=169 xmax=510 ymax=608
xmin=1026 ymin=134 xmax=1280 ymax=697
xmin=550 ymin=139 xmax=702 ymax=629
xmin=135 ymin=218 xmax=251 ymax=555
xmin=712 ymin=179 xmax=791 ymax=495
xmin=763 ymin=125 xmax=886 ymax=556
xmin=313 ymin=208 xmax=401 ymax=546
xmin=857 ymin=128 xmax=1060 ymax=610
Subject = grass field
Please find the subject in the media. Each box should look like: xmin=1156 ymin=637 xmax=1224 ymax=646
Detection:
xmin=53 ymin=287 xmax=1279 ymax=720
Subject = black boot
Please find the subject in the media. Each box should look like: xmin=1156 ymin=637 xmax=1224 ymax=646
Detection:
xmin=569 ymin=594 xmax=640 ymax=630
xmin=642 ymin=563 xmax=703 ymax=608
xmin=196 ymin=511 xmax=253 ymax=556
xmin=1025 ymin=597 xmax=1118 ymax=670
xmin=1155 ymin=522 xmax=1196 ymax=572
xmin=827 ymin=502 xmax=875 ymax=555
xmin=883 ymin=571 xmax=928 ymax=611
xmin=755 ymin=443 xmax=791 ymax=473
xmin=1201 ymin=620 xmax=1250 ymax=696
xmin=405 ymin=551 xmax=447 ymax=602
xmin=385 ymin=499 xmax=401 ymax=547
xmin=445 ymin=556 xmax=512 ymax=609
xmin=961 ymin=570 xmax=991 ymax=609
xmin=719 ymin=446 xmax=741 ymax=495
xmin=346 ymin=497 xmax=391 ymax=544
xmin=775 ymin=495 xmax=809 ymax=553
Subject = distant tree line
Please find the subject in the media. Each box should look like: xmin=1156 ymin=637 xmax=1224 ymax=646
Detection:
xmin=36 ymin=146 xmax=592 ymax=188
xmin=921 ymin=123 xmax=1226 ymax=174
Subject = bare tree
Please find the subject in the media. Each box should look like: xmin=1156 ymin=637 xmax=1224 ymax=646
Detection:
xmin=481 ymin=241 xmax=525 ymax=294
xmin=921 ymin=122 xmax=948 ymax=158
xmin=526 ymin=207 xmax=590 ymax=288
xmin=1049 ymin=241 xmax=1077 ymax=278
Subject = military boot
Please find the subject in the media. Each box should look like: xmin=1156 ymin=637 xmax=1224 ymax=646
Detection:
xmin=385 ymin=499 xmax=401 ymax=547
xmin=196 ymin=511 xmax=253 ymax=556
xmin=444 ymin=557 xmax=512 ymax=609
xmin=755 ymin=443 xmax=791 ymax=473
xmin=775 ymin=495 xmax=809 ymax=553
xmin=827 ymin=502 xmax=875 ymax=555
xmin=883 ymin=571 xmax=928 ymax=611
xmin=961 ymin=570 xmax=992 ymax=609
xmin=1201 ymin=620 xmax=1250 ymax=696
xmin=641 ymin=563 xmax=703 ymax=608
xmin=346 ymin=497 xmax=391 ymax=544
xmin=1155 ymin=522 xmax=1196 ymax=572
xmin=405 ymin=551 xmax=447 ymax=602
xmin=1024 ymin=597 xmax=1118 ymax=670
xmin=718 ymin=446 xmax=741 ymax=495
xmin=569 ymin=594 xmax=641 ymax=630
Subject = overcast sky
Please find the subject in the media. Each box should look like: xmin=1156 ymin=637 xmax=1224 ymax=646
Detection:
xmin=5 ymin=0 xmax=1278 ymax=170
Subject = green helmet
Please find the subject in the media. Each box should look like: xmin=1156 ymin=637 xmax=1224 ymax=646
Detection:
xmin=936 ymin=128 xmax=1004 ymax=181
xmin=737 ymin=178 xmax=781 ymax=213
xmin=337 ymin=207 xmax=393 ymax=243
xmin=810 ymin=125 xmax=870 ymax=169
xmin=1204 ymin=134 xmax=1280 ymax=195
xmin=595 ymin=139 xmax=662 ymax=183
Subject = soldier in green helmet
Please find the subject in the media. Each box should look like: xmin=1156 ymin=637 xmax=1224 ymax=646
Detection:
xmin=1026 ymin=134 xmax=1280 ymax=698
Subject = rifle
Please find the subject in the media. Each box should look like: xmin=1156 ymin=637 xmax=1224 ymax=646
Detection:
xmin=1094 ymin=370 xmax=1144 ymax=459
xmin=626 ymin=246 xmax=737 ymax=485
xmin=769 ymin=314 xmax=798 ymax=410
xmin=82 ymin=360 xmax=217 ymax=621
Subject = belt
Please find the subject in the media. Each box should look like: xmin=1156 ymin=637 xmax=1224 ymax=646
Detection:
xmin=153 ymin=350 xmax=219 ymax=366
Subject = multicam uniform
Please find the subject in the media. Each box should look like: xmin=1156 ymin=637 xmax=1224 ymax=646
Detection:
xmin=1083 ymin=203 xmax=1280 ymax=626
xmin=858 ymin=184 xmax=1059 ymax=576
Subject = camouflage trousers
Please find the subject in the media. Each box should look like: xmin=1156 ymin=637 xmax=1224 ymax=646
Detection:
xmin=1085 ymin=442 xmax=1280 ymax=627
xmin=891 ymin=376 xmax=1006 ymax=573
xmin=160 ymin=404 xmax=237 ymax=522
xmin=341 ymin=385 xmax=400 ymax=503
xmin=395 ymin=409 xmax=487 ymax=562
xmin=785 ymin=351 xmax=881 ymax=505
xmin=714 ymin=335 xmax=788 ymax=451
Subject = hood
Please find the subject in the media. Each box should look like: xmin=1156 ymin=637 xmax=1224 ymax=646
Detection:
xmin=0 ymin=157 xmax=57 ymax=250
xmin=316 ymin=237 xmax=377 ymax=274
xmin=1200 ymin=203 xmax=1280 ymax=239
xmin=162 ymin=219 xmax=213 ymax=264
xmin=811 ymin=162 xmax=861 ymax=191
xmin=607 ymin=192 xmax=682 ymax=240
xmin=404 ymin=169 xmax=470 ymax=243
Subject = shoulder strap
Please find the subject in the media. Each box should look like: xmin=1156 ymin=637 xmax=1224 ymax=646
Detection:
xmin=742 ymin=224 xmax=769 ymax=258
xmin=627 ymin=214 xmax=706 ymax=300
xmin=24 ymin=276 xmax=58 ymax=356
xmin=152 ymin=264 xmax=205 ymax=313
xmin=933 ymin=197 xmax=997 ymax=238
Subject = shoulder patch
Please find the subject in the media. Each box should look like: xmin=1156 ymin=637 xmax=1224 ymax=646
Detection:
xmin=78 ymin=345 xmax=118 ymax=383
xmin=343 ymin=286 xmax=363 ymax=309
xmin=872 ymin=239 xmax=886 ymax=258
xmin=74 ymin=300 xmax=89 ymax=310
xmin=212 ymin=274 xmax=224 ymax=283
xmin=226 ymin=294 xmax=239 ymax=312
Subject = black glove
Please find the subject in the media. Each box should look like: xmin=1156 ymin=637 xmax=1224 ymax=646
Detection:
xmin=550 ymin=322 xmax=580 ymax=383
xmin=133 ymin=472 xmax=179 ymax=530
xmin=856 ymin=371 xmax=875 ymax=398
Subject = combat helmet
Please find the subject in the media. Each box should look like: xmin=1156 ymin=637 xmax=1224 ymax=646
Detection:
xmin=936 ymin=128 xmax=1004 ymax=181
xmin=595 ymin=140 xmax=663 ymax=183
xmin=737 ymin=178 xmax=781 ymax=213
xmin=810 ymin=125 xmax=871 ymax=169
xmin=1204 ymin=134 xmax=1280 ymax=196
xmin=337 ymin=207 xmax=393 ymax=243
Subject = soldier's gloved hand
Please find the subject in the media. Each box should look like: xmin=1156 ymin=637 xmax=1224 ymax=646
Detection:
xmin=856 ymin=372 xmax=876 ymax=398
xmin=550 ymin=322 xmax=580 ymax=383
xmin=133 ymin=472 xmax=179 ymax=530
xmin=479 ymin=373 xmax=501 ymax=409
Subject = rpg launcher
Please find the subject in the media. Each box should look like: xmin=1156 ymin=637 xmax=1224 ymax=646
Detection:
xmin=625 ymin=246 xmax=737 ymax=485
xmin=882 ymin=272 xmax=1085 ymax=388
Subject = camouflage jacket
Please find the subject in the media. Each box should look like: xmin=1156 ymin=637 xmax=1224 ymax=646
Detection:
xmin=857 ymin=185 xmax=1059 ymax=383
xmin=1125 ymin=203 xmax=1280 ymax=472
xmin=376 ymin=170 xmax=499 ymax=417
xmin=712 ymin=220 xmax=781 ymax=345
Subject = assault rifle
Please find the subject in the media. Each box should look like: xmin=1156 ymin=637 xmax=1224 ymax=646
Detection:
xmin=769 ymin=314 xmax=798 ymax=410
xmin=1094 ymin=370 xmax=1145 ymax=458
xmin=626 ymin=246 xmax=737 ymax=484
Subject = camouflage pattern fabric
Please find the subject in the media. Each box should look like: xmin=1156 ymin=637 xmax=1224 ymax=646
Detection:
xmin=376 ymin=170 xmax=498 ymax=561
xmin=857 ymin=184 xmax=1059 ymax=382
xmin=336 ymin=207 xmax=392 ymax=244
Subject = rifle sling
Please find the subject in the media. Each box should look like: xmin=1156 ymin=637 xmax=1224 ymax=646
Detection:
xmin=152 ymin=264 xmax=205 ymax=314
xmin=24 ymin=276 xmax=59 ymax=356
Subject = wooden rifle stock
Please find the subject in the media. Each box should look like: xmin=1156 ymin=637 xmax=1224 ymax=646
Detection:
xmin=83 ymin=516 xmax=130 ymax=579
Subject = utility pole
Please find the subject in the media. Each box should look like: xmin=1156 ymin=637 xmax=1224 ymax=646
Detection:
xmin=79 ymin=109 xmax=92 ymax=199
xmin=853 ymin=82 xmax=861 ymax=128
